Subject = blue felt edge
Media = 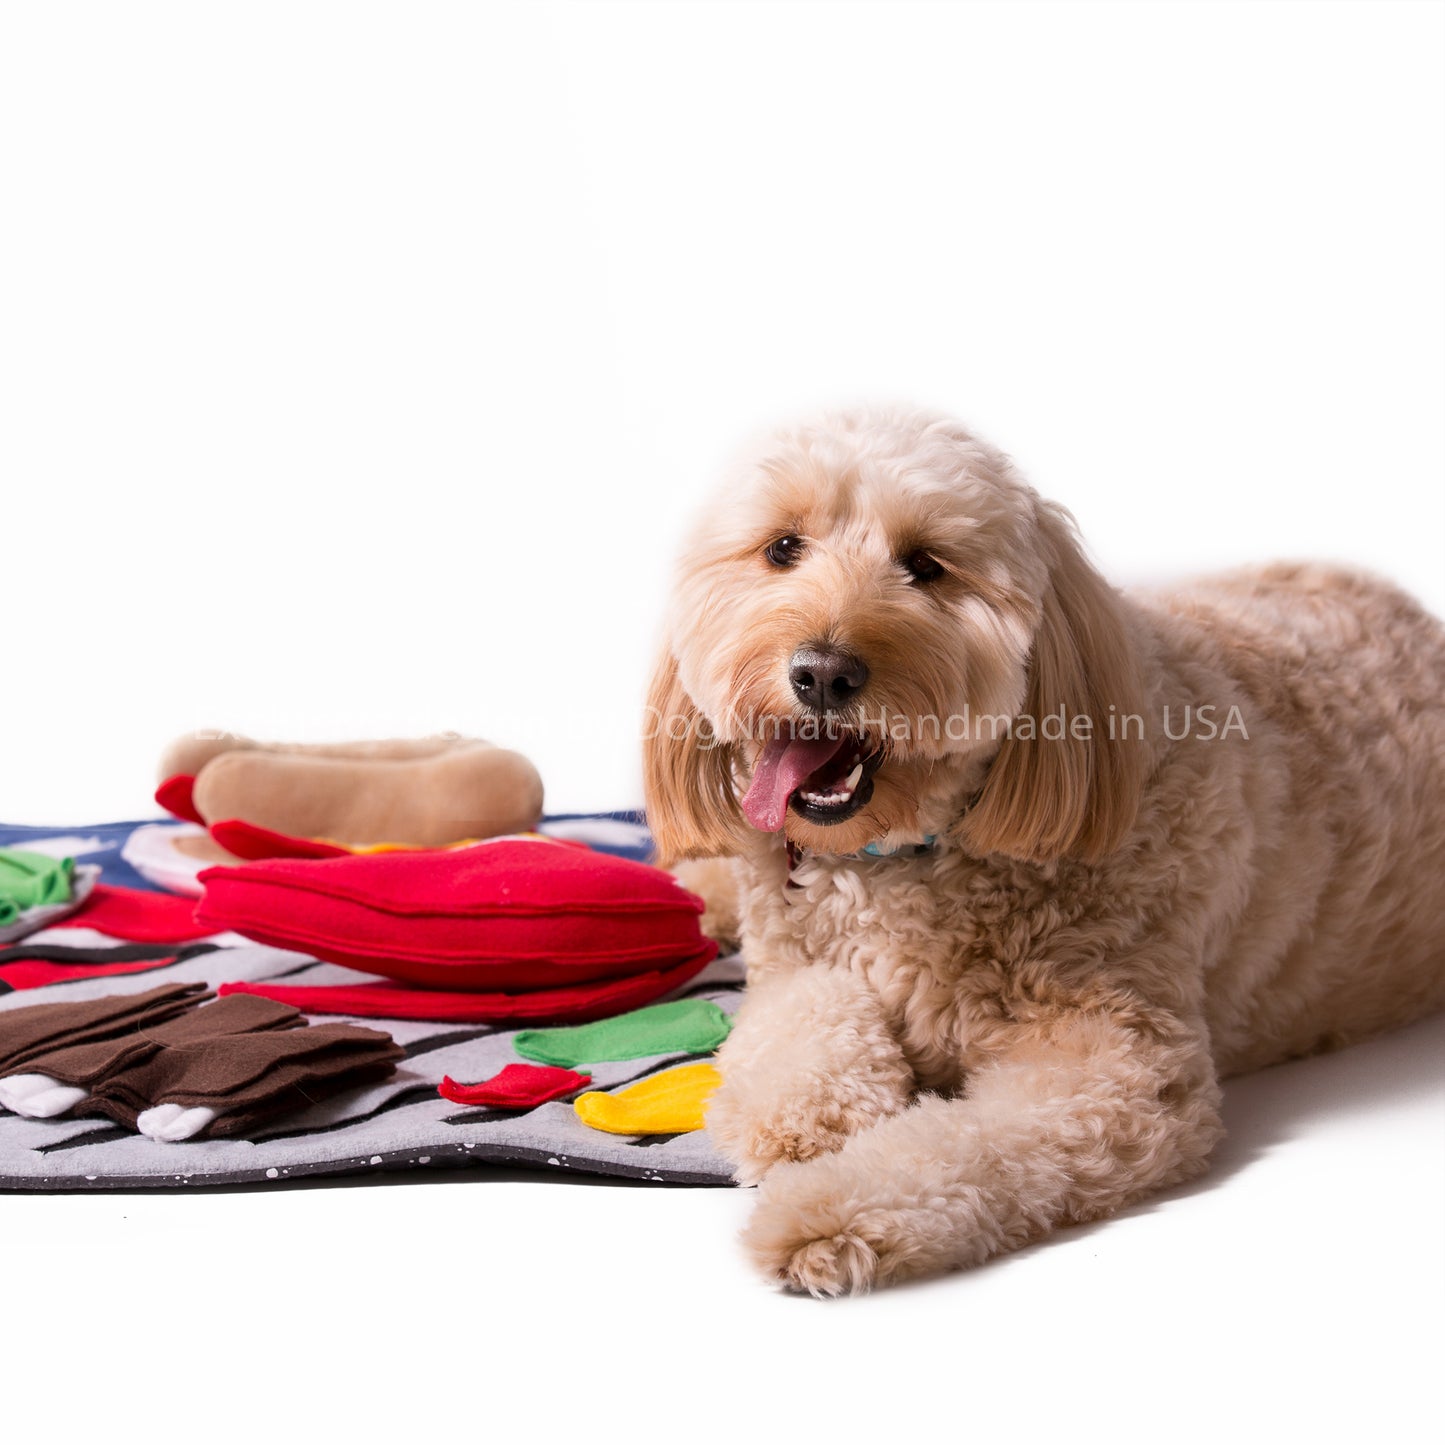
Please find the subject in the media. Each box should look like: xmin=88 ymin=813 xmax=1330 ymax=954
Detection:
xmin=0 ymin=811 xmax=655 ymax=893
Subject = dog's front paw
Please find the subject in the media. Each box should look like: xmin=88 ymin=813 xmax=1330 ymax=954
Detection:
xmin=741 ymin=1160 xmax=883 ymax=1296
xmin=703 ymin=965 xmax=915 ymax=1183
xmin=705 ymin=1081 xmax=879 ymax=1186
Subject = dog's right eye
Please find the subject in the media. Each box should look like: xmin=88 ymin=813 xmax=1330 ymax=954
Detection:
xmin=765 ymin=534 xmax=806 ymax=567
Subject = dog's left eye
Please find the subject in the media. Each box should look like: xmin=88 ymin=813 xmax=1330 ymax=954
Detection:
xmin=765 ymin=534 xmax=806 ymax=567
xmin=902 ymin=550 xmax=944 ymax=583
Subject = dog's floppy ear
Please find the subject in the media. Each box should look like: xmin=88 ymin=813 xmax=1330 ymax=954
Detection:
xmin=956 ymin=502 xmax=1146 ymax=864
xmin=642 ymin=645 xmax=746 ymax=866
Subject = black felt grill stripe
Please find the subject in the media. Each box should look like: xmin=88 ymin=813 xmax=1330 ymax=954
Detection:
xmin=252 ymin=1083 xmax=442 ymax=1143
xmin=440 ymin=1105 xmax=533 ymax=1125
xmin=402 ymin=1026 xmax=502 ymax=1060
xmin=36 ymin=1124 xmax=132 ymax=1154
xmin=264 ymin=959 xmax=336 ymax=982
xmin=600 ymin=1054 xmax=710 ymax=1091
xmin=0 ymin=942 xmax=221 ymax=965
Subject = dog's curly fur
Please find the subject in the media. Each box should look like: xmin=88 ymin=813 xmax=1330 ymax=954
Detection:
xmin=644 ymin=406 xmax=1445 ymax=1296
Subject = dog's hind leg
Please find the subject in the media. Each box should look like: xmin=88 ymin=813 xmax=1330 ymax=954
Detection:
xmin=741 ymin=1007 xmax=1223 ymax=1295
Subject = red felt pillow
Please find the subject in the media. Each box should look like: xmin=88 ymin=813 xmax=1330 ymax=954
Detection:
xmin=194 ymin=836 xmax=713 ymax=991
xmin=218 ymin=946 xmax=716 ymax=1023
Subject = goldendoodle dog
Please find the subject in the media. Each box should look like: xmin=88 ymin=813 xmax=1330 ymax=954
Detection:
xmin=643 ymin=406 xmax=1445 ymax=1296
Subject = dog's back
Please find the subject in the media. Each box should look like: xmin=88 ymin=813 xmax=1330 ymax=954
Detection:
xmin=1149 ymin=564 xmax=1445 ymax=1073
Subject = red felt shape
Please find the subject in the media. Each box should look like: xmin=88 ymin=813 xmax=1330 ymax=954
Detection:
xmin=195 ymin=837 xmax=711 ymax=991
xmin=209 ymin=818 xmax=351 ymax=861
xmin=155 ymin=774 xmax=205 ymax=826
xmin=439 ymin=1063 xmax=590 ymax=1109
xmin=52 ymin=884 xmax=215 ymax=943
xmin=217 ymin=944 xmax=716 ymax=1023
xmin=0 ymin=955 xmax=188 ymax=991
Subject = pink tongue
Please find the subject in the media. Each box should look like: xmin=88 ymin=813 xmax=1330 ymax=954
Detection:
xmin=740 ymin=733 xmax=852 ymax=832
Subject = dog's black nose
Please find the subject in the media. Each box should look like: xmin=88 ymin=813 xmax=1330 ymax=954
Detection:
xmin=789 ymin=645 xmax=870 ymax=712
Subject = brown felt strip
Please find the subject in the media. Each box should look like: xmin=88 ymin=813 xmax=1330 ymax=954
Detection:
xmin=207 ymin=1059 xmax=403 ymax=1137
xmin=81 ymin=1038 xmax=404 ymax=1137
xmin=158 ymin=1041 xmax=404 ymax=1111
xmin=91 ymin=1021 xmax=402 ymax=1110
xmin=0 ymin=984 xmax=210 ymax=1075
xmin=16 ymin=992 xmax=304 ymax=1089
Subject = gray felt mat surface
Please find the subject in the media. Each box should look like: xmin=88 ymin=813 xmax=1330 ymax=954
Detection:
xmin=0 ymin=936 xmax=744 ymax=1190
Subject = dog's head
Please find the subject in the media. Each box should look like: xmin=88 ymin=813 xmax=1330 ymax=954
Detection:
xmin=644 ymin=408 xmax=1146 ymax=866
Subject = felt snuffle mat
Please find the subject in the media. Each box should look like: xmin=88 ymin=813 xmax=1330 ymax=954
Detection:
xmin=0 ymin=815 xmax=741 ymax=1190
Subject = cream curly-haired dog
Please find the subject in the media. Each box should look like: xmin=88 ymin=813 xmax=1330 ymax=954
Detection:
xmin=643 ymin=406 xmax=1445 ymax=1296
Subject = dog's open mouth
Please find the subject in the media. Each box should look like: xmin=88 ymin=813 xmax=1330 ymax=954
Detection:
xmin=740 ymin=728 xmax=884 ymax=832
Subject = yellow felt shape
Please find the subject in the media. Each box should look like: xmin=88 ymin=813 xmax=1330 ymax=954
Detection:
xmin=573 ymin=1063 xmax=721 ymax=1136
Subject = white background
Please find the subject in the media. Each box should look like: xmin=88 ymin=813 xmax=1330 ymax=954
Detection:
xmin=1 ymin=2 xmax=1442 ymax=1440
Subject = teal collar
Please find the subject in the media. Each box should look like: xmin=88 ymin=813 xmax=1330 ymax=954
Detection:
xmin=860 ymin=835 xmax=938 ymax=857
xmin=786 ymin=835 xmax=938 ymax=880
